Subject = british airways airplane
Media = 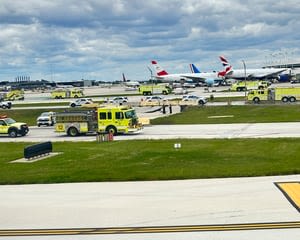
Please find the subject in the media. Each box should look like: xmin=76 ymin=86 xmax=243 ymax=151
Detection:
xmin=219 ymin=56 xmax=287 ymax=80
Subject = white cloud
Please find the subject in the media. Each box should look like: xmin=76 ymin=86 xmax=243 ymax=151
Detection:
xmin=0 ymin=0 xmax=299 ymax=81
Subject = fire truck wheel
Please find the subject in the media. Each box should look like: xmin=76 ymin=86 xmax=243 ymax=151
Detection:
xmin=67 ymin=127 xmax=79 ymax=137
xmin=253 ymin=97 xmax=260 ymax=103
xmin=290 ymin=97 xmax=296 ymax=102
xmin=106 ymin=126 xmax=117 ymax=136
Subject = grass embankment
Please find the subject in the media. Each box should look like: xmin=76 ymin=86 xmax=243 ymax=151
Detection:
xmin=0 ymin=108 xmax=66 ymax=126
xmin=2 ymin=104 xmax=300 ymax=126
xmin=13 ymin=102 xmax=69 ymax=107
xmin=212 ymin=96 xmax=245 ymax=102
xmin=1 ymin=139 xmax=300 ymax=184
xmin=151 ymin=105 xmax=300 ymax=124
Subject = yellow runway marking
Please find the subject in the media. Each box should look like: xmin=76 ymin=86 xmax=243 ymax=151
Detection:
xmin=275 ymin=182 xmax=300 ymax=212
xmin=1 ymin=222 xmax=300 ymax=236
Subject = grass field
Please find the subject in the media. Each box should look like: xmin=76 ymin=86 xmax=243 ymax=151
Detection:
xmin=2 ymin=104 xmax=300 ymax=126
xmin=13 ymin=102 xmax=69 ymax=107
xmin=1 ymin=139 xmax=300 ymax=184
xmin=151 ymin=105 xmax=300 ymax=124
xmin=0 ymin=108 xmax=66 ymax=126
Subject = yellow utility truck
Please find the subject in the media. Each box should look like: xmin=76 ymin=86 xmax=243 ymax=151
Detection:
xmin=138 ymin=84 xmax=172 ymax=95
xmin=55 ymin=106 xmax=142 ymax=136
xmin=0 ymin=90 xmax=24 ymax=101
xmin=0 ymin=115 xmax=29 ymax=137
xmin=248 ymin=87 xmax=300 ymax=103
xmin=51 ymin=88 xmax=84 ymax=99
xmin=230 ymin=81 xmax=269 ymax=92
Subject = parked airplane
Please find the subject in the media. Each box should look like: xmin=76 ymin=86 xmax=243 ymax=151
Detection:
xmin=151 ymin=60 xmax=190 ymax=82
xmin=188 ymin=64 xmax=229 ymax=86
xmin=219 ymin=56 xmax=287 ymax=80
xmin=151 ymin=60 xmax=229 ymax=85
xmin=122 ymin=73 xmax=140 ymax=88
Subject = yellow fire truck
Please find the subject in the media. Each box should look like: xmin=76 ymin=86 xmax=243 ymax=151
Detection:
xmin=138 ymin=84 xmax=172 ymax=95
xmin=0 ymin=90 xmax=24 ymax=101
xmin=51 ymin=88 xmax=84 ymax=99
xmin=230 ymin=81 xmax=269 ymax=91
xmin=248 ymin=87 xmax=300 ymax=103
xmin=55 ymin=106 xmax=142 ymax=136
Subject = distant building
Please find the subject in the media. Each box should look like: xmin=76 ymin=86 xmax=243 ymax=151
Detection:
xmin=0 ymin=79 xmax=56 ymax=90
xmin=263 ymin=62 xmax=300 ymax=69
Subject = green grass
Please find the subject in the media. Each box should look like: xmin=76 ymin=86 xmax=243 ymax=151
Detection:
xmin=87 ymin=93 xmax=140 ymax=98
xmin=1 ymin=139 xmax=300 ymax=184
xmin=0 ymin=108 xmax=67 ymax=126
xmin=211 ymin=96 xmax=245 ymax=102
xmin=3 ymin=104 xmax=300 ymax=126
xmin=151 ymin=105 xmax=300 ymax=124
xmin=13 ymin=102 xmax=69 ymax=107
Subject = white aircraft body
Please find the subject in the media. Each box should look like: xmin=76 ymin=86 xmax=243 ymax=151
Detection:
xmin=151 ymin=60 xmax=190 ymax=82
xmin=182 ymin=63 xmax=230 ymax=86
xmin=219 ymin=56 xmax=287 ymax=80
xmin=151 ymin=60 xmax=230 ymax=85
xmin=122 ymin=73 xmax=140 ymax=87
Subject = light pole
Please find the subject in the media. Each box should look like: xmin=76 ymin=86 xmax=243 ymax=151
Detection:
xmin=242 ymin=60 xmax=247 ymax=101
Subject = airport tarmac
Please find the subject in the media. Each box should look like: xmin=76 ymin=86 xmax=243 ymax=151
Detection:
xmin=1 ymin=83 xmax=300 ymax=239
xmin=0 ymin=175 xmax=299 ymax=239
xmin=17 ymin=85 xmax=245 ymax=104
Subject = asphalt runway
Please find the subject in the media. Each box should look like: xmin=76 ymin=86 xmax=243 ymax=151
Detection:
xmin=1 ymin=122 xmax=300 ymax=142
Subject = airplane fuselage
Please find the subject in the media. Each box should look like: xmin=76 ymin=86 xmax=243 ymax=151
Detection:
xmin=225 ymin=68 xmax=287 ymax=79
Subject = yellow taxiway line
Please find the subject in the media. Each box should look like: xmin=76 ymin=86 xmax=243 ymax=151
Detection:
xmin=1 ymin=221 xmax=300 ymax=236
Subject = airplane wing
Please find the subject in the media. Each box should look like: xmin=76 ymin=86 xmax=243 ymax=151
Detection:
xmin=180 ymin=74 xmax=206 ymax=82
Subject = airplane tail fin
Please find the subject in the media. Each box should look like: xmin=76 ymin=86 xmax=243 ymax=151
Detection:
xmin=151 ymin=60 xmax=168 ymax=76
xmin=219 ymin=55 xmax=230 ymax=67
xmin=218 ymin=56 xmax=233 ymax=77
xmin=189 ymin=64 xmax=201 ymax=73
xmin=122 ymin=73 xmax=126 ymax=82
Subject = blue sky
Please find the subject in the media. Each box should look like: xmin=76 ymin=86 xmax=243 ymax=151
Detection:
xmin=0 ymin=0 xmax=299 ymax=82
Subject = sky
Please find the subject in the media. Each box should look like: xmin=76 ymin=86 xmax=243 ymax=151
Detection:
xmin=0 ymin=0 xmax=299 ymax=82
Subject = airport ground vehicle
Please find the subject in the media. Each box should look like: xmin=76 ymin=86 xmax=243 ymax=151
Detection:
xmin=139 ymin=84 xmax=172 ymax=95
xmin=69 ymin=98 xmax=93 ymax=107
xmin=144 ymin=96 xmax=164 ymax=102
xmin=181 ymin=95 xmax=207 ymax=105
xmin=0 ymin=90 xmax=24 ymax=101
xmin=248 ymin=87 xmax=300 ymax=103
xmin=105 ymin=96 xmax=128 ymax=105
xmin=55 ymin=106 xmax=142 ymax=136
xmin=182 ymin=82 xmax=196 ymax=88
xmin=36 ymin=112 xmax=56 ymax=127
xmin=0 ymin=115 xmax=29 ymax=137
xmin=173 ymin=87 xmax=188 ymax=95
xmin=0 ymin=101 xmax=12 ymax=109
xmin=51 ymin=88 xmax=84 ymax=99
xmin=139 ymin=96 xmax=166 ymax=106
xmin=230 ymin=81 xmax=269 ymax=91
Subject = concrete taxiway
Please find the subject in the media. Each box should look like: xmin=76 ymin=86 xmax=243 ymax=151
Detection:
xmin=0 ymin=175 xmax=299 ymax=240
